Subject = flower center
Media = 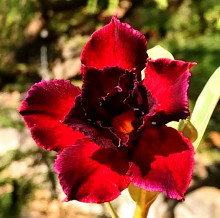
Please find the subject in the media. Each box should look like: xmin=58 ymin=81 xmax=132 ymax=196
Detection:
xmin=111 ymin=110 xmax=136 ymax=134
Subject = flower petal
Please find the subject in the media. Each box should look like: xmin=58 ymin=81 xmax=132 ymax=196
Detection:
xmin=54 ymin=138 xmax=130 ymax=203
xmin=124 ymin=83 xmax=156 ymax=117
xmin=81 ymin=16 xmax=147 ymax=78
xmin=19 ymin=80 xmax=84 ymax=151
xmin=65 ymin=96 xmax=121 ymax=148
xmin=81 ymin=66 xmax=126 ymax=122
xmin=143 ymin=58 xmax=196 ymax=124
xmin=128 ymin=124 xmax=194 ymax=200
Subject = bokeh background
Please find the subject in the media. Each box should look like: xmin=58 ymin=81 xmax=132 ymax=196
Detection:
xmin=0 ymin=0 xmax=220 ymax=217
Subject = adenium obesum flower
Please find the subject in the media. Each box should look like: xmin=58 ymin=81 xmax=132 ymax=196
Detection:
xmin=19 ymin=16 xmax=195 ymax=203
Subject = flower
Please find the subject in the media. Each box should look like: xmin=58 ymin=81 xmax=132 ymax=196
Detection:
xmin=19 ymin=16 xmax=195 ymax=203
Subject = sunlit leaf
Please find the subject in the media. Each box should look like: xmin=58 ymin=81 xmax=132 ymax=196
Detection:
xmin=166 ymin=121 xmax=179 ymax=129
xmin=6 ymin=8 xmax=19 ymax=26
xmin=147 ymin=45 xmax=174 ymax=60
xmin=190 ymin=66 xmax=220 ymax=149
xmin=86 ymin=0 xmax=98 ymax=14
xmin=128 ymin=184 xmax=160 ymax=218
xmin=153 ymin=0 xmax=168 ymax=10
xmin=108 ymin=0 xmax=119 ymax=15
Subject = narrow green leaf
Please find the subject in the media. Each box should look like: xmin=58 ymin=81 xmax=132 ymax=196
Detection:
xmin=86 ymin=0 xmax=98 ymax=14
xmin=104 ymin=202 xmax=119 ymax=218
xmin=108 ymin=0 xmax=119 ymax=15
xmin=147 ymin=45 xmax=174 ymax=60
xmin=190 ymin=66 xmax=220 ymax=149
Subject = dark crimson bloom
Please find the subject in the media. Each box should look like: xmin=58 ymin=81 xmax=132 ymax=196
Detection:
xmin=19 ymin=16 xmax=195 ymax=203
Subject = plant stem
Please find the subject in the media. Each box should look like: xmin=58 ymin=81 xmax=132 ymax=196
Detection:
xmin=104 ymin=202 xmax=119 ymax=218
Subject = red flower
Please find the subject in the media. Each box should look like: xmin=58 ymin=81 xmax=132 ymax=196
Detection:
xmin=19 ymin=16 xmax=195 ymax=203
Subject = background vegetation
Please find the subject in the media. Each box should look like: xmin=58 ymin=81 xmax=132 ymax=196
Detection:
xmin=0 ymin=0 xmax=219 ymax=217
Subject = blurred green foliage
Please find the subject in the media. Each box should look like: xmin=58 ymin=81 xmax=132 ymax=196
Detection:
xmin=0 ymin=0 xmax=220 ymax=217
xmin=1 ymin=0 xmax=219 ymax=96
xmin=87 ymin=0 xmax=98 ymax=13
xmin=0 ymin=0 xmax=34 ymax=41
xmin=0 ymin=147 xmax=57 ymax=217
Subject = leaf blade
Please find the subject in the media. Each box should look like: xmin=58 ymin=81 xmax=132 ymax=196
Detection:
xmin=147 ymin=45 xmax=174 ymax=60
xmin=190 ymin=66 xmax=220 ymax=149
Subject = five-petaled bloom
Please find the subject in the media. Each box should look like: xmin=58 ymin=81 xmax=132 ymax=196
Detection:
xmin=19 ymin=16 xmax=195 ymax=203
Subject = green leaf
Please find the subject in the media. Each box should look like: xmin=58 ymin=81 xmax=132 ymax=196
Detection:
xmin=6 ymin=8 xmax=19 ymax=26
xmin=108 ymin=0 xmax=119 ymax=15
xmin=86 ymin=0 xmax=98 ymax=14
xmin=166 ymin=121 xmax=179 ymax=129
xmin=190 ymin=66 xmax=220 ymax=149
xmin=153 ymin=0 xmax=168 ymax=10
xmin=147 ymin=45 xmax=174 ymax=60
xmin=104 ymin=202 xmax=119 ymax=218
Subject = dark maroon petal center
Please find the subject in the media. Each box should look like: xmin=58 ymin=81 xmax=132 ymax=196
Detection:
xmin=65 ymin=66 xmax=156 ymax=148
